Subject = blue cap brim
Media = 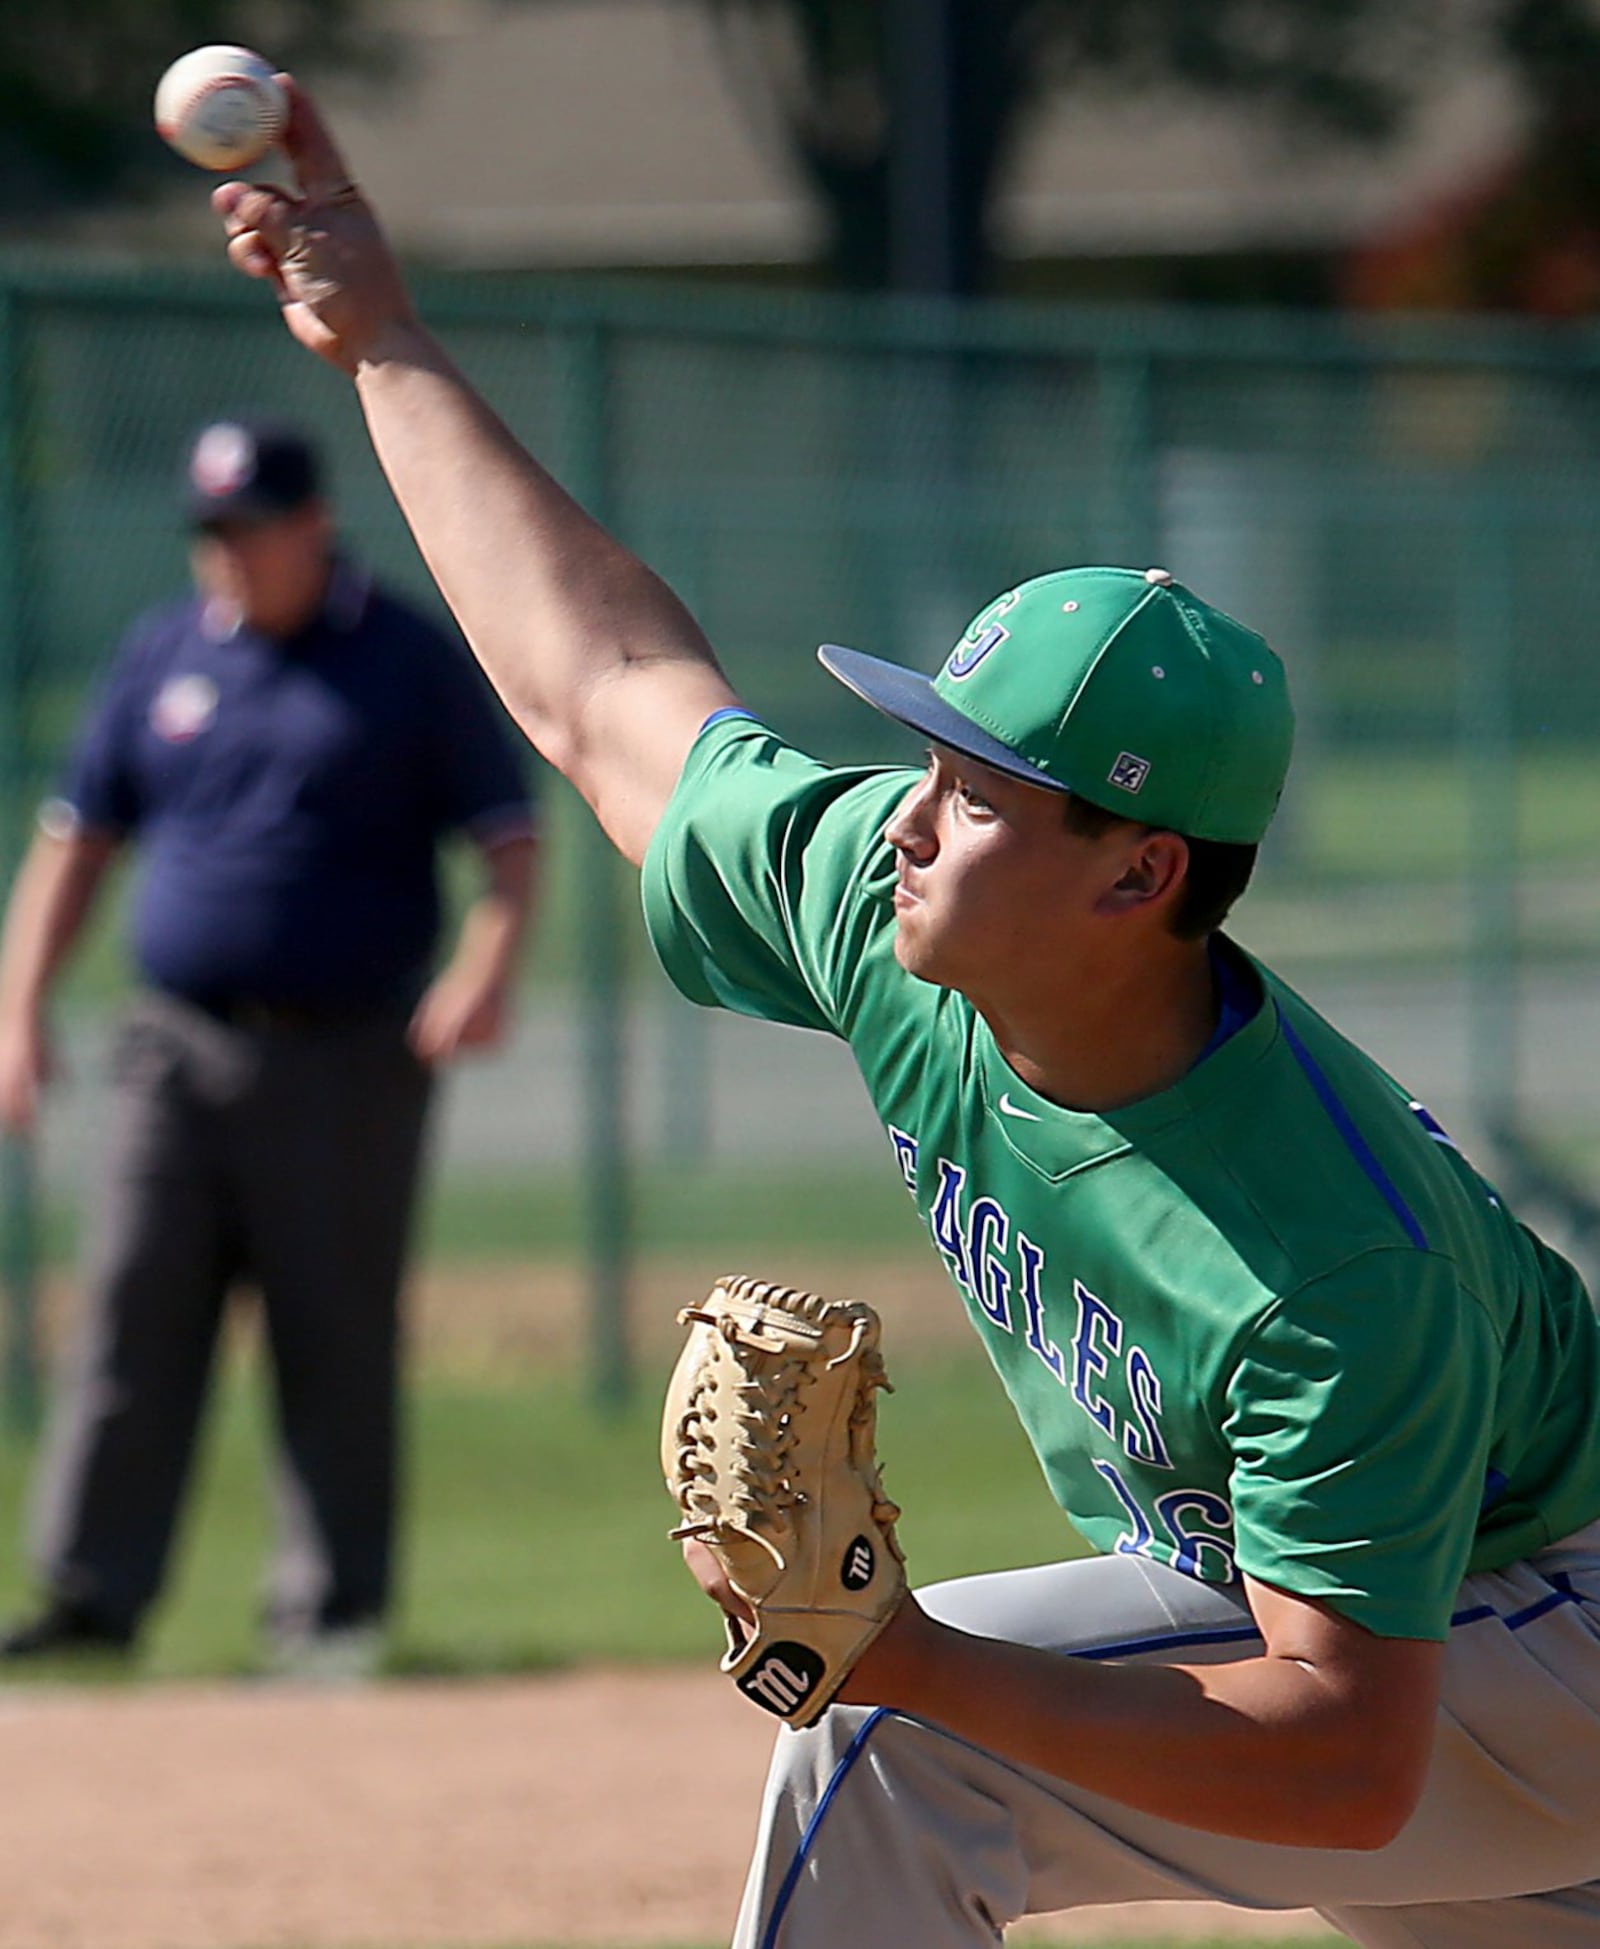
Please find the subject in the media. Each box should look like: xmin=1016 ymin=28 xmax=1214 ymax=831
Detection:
xmin=817 ymin=644 xmax=1069 ymax=794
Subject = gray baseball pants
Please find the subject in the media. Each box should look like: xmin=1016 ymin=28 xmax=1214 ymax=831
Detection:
xmin=30 ymin=990 xmax=432 ymax=1639
xmin=735 ymin=1521 xmax=1600 ymax=1947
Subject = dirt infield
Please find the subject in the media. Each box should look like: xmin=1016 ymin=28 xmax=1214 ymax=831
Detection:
xmin=0 ymin=1665 xmax=1336 ymax=1949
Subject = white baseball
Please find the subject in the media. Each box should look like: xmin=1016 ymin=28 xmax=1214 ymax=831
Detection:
xmin=154 ymin=46 xmax=287 ymax=172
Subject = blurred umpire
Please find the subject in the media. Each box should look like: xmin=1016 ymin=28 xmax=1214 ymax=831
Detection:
xmin=0 ymin=419 xmax=539 ymax=1674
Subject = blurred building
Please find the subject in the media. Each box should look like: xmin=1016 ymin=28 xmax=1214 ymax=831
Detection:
xmin=75 ymin=0 xmax=1529 ymax=305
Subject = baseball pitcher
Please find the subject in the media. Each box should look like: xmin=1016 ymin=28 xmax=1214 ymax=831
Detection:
xmin=211 ymin=80 xmax=1600 ymax=1949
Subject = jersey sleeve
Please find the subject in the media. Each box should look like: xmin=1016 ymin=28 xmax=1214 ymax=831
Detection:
xmin=1224 ymin=1247 xmax=1500 ymax=1640
xmin=641 ymin=713 xmax=913 ymax=1036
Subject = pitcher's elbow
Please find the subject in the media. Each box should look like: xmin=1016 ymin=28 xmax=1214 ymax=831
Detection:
xmin=1316 ymin=1761 xmax=1426 ymax=1851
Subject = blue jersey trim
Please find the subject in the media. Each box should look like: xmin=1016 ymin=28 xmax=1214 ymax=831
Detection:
xmin=699 ymin=705 xmax=758 ymax=733
xmin=1194 ymin=939 xmax=1262 ymax=1069
xmin=759 ymin=1707 xmax=889 ymax=1949
xmin=1277 ymin=1012 xmax=1429 ymax=1251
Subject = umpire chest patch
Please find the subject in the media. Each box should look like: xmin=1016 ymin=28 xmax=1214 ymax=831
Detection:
xmin=738 ymin=1643 xmax=827 ymax=1718
xmin=150 ymin=673 xmax=220 ymax=744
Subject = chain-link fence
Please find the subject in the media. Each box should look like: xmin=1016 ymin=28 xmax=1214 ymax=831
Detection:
xmin=5 ymin=258 xmax=1600 ymax=1404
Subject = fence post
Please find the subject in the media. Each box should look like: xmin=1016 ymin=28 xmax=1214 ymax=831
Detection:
xmin=0 ymin=284 xmax=40 ymax=1438
xmin=1457 ymin=485 xmax=1518 ymax=1141
xmin=552 ymin=320 xmax=633 ymax=1413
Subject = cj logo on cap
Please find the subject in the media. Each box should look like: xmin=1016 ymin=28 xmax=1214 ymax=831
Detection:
xmin=945 ymin=589 xmax=1018 ymax=681
xmin=1109 ymin=751 xmax=1151 ymax=794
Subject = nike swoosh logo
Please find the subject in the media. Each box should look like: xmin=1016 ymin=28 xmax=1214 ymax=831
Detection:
xmin=997 ymin=1092 xmax=1041 ymax=1123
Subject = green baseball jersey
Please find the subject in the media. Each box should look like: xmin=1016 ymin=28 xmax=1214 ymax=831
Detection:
xmin=642 ymin=715 xmax=1600 ymax=1640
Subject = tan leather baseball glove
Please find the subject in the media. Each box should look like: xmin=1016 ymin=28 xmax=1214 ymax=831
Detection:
xmin=661 ymin=1274 xmax=907 ymax=1726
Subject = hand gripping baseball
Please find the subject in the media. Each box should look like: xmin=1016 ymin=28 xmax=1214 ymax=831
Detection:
xmin=662 ymin=1275 xmax=907 ymax=1727
xmin=213 ymin=80 xmax=417 ymax=373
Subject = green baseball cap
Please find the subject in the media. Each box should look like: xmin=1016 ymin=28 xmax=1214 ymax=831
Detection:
xmin=817 ymin=565 xmax=1294 ymax=844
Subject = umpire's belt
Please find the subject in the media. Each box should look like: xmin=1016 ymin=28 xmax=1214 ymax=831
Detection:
xmin=169 ymin=991 xmax=405 ymax=1034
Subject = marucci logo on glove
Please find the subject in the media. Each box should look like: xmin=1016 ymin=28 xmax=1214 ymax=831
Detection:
xmin=739 ymin=1643 xmax=826 ymax=1717
xmin=661 ymin=1275 xmax=908 ymax=1729
xmin=841 ymin=1537 xmax=876 ymax=1591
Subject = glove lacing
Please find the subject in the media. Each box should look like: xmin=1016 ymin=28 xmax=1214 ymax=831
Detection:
xmin=666 ymin=1284 xmax=888 ymax=1566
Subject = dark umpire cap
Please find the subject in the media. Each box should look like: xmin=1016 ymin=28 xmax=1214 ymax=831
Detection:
xmin=819 ymin=566 xmax=1294 ymax=845
xmin=183 ymin=420 xmax=322 ymax=527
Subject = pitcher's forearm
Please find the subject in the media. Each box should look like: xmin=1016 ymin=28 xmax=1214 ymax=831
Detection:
xmin=852 ymin=1599 xmax=1438 ymax=1851
xmin=354 ymin=330 xmax=734 ymax=799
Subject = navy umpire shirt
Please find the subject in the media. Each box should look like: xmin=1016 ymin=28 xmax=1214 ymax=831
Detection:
xmin=59 ymin=563 xmax=533 ymax=1009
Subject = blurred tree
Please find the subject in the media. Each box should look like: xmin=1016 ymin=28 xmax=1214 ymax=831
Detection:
xmin=20 ymin=0 xmax=1600 ymax=306
xmin=1346 ymin=0 xmax=1600 ymax=315
xmin=695 ymin=0 xmax=1442 ymax=294
xmin=0 ymin=4 xmax=397 ymax=222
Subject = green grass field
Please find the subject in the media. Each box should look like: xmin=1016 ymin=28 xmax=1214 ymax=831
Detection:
xmin=0 ymin=1346 xmax=1081 ymax=1680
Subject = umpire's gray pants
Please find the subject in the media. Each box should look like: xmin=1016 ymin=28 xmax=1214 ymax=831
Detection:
xmin=735 ymin=1523 xmax=1600 ymax=1948
xmin=31 ymin=991 xmax=433 ymax=1638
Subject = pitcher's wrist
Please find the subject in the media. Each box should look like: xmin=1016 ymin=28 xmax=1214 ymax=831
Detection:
xmin=353 ymin=315 xmax=437 ymax=378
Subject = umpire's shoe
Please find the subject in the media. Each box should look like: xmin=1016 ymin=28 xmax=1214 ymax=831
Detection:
xmin=265 ymin=1619 xmax=384 ymax=1685
xmin=0 ymin=1598 xmax=134 ymax=1660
